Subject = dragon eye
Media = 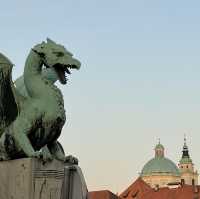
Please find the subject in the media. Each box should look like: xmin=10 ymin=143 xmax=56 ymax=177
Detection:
xmin=54 ymin=52 xmax=64 ymax=57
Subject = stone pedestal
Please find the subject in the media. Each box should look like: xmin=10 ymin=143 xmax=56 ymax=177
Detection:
xmin=0 ymin=158 xmax=88 ymax=199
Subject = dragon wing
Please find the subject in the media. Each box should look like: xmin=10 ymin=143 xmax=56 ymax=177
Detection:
xmin=0 ymin=53 xmax=18 ymax=134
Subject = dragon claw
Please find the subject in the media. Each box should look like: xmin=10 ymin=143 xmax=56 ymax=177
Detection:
xmin=32 ymin=150 xmax=53 ymax=163
xmin=64 ymin=155 xmax=78 ymax=165
xmin=31 ymin=151 xmax=42 ymax=159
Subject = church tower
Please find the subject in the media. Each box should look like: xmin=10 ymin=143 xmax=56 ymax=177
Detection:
xmin=178 ymin=136 xmax=198 ymax=185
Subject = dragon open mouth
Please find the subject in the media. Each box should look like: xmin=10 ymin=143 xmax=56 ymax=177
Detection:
xmin=53 ymin=63 xmax=77 ymax=84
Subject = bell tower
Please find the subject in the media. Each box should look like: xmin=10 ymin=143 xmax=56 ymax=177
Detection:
xmin=178 ymin=135 xmax=198 ymax=185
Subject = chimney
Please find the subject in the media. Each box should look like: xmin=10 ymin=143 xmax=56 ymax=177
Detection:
xmin=193 ymin=186 xmax=199 ymax=193
xmin=192 ymin=179 xmax=195 ymax=186
xmin=181 ymin=179 xmax=185 ymax=186
xmin=154 ymin=184 xmax=159 ymax=191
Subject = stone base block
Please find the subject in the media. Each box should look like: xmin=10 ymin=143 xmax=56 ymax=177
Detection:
xmin=0 ymin=158 xmax=88 ymax=199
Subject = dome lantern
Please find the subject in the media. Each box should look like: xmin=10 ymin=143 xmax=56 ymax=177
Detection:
xmin=154 ymin=139 xmax=164 ymax=158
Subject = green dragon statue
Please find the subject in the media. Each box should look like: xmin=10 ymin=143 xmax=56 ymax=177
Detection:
xmin=0 ymin=38 xmax=81 ymax=163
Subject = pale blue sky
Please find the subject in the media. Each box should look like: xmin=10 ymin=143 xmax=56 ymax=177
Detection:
xmin=1 ymin=0 xmax=200 ymax=193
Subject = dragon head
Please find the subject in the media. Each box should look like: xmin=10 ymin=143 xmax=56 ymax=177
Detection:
xmin=32 ymin=38 xmax=81 ymax=84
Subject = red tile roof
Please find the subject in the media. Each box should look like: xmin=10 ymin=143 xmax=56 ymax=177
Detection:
xmin=119 ymin=178 xmax=151 ymax=199
xmin=140 ymin=185 xmax=200 ymax=199
xmin=88 ymin=190 xmax=119 ymax=199
xmin=120 ymin=178 xmax=200 ymax=199
xmin=88 ymin=178 xmax=200 ymax=199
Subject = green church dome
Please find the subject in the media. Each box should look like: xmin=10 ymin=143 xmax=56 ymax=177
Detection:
xmin=141 ymin=157 xmax=180 ymax=176
xmin=141 ymin=141 xmax=180 ymax=177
